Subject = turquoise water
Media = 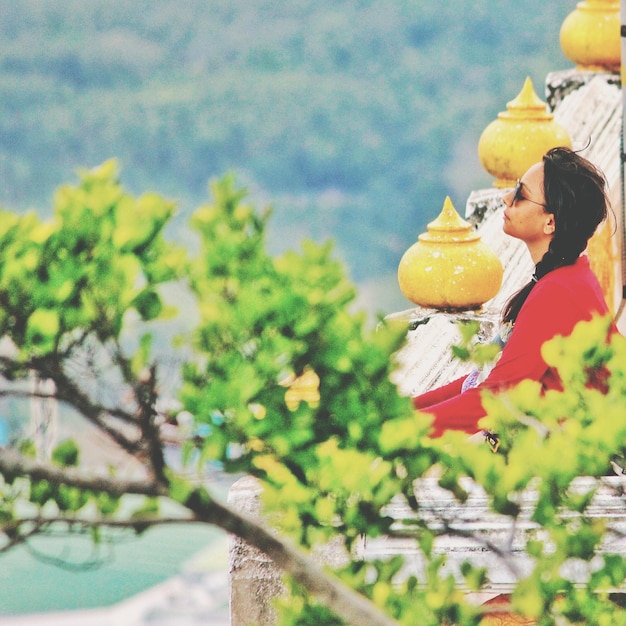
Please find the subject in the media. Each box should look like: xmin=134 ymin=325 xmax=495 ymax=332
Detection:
xmin=0 ymin=415 xmax=237 ymax=616
xmin=0 ymin=522 xmax=225 ymax=615
xmin=0 ymin=463 xmax=238 ymax=616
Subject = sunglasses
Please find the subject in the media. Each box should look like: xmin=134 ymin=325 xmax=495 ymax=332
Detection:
xmin=512 ymin=179 xmax=547 ymax=208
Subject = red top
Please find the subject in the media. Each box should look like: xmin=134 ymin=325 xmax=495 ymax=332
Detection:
xmin=412 ymin=256 xmax=614 ymax=436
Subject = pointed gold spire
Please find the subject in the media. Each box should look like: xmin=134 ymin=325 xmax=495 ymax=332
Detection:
xmin=504 ymin=76 xmax=553 ymax=119
xmin=397 ymin=197 xmax=503 ymax=311
xmin=478 ymin=77 xmax=572 ymax=188
xmin=419 ymin=196 xmax=479 ymax=243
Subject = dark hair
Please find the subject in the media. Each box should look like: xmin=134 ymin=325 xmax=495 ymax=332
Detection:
xmin=501 ymin=146 xmax=609 ymax=324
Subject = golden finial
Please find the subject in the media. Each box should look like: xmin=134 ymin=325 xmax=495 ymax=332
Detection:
xmin=560 ymin=0 xmax=620 ymax=72
xmin=397 ymin=197 xmax=503 ymax=311
xmin=477 ymin=77 xmax=572 ymax=188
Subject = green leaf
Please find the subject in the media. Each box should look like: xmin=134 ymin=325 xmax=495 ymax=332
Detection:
xmin=460 ymin=561 xmax=488 ymax=591
xmin=25 ymin=309 xmax=60 ymax=353
xmin=131 ymin=333 xmax=153 ymax=376
xmin=419 ymin=531 xmax=435 ymax=558
xmin=51 ymin=439 xmax=80 ymax=467
xmin=130 ymin=497 xmax=161 ymax=534
xmin=18 ymin=439 xmax=37 ymax=459
xmin=451 ymin=345 xmax=470 ymax=360
xmin=95 ymin=492 xmax=121 ymax=516
xmin=167 ymin=474 xmax=195 ymax=505
xmin=458 ymin=320 xmax=480 ymax=342
xmin=54 ymin=484 xmax=88 ymax=511
xmin=132 ymin=289 xmax=163 ymax=321
xmin=30 ymin=480 xmax=54 ymax=506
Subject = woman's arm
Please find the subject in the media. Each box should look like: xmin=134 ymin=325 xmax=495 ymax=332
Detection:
xmin=413 ymin=268 xmax=610 ymax=436
xmin=412 ymin=376 xmax=466 ymax=410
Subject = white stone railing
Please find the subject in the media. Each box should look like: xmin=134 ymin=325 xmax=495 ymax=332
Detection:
xmin=228 ymin=473 xmax=626 ymax=625
xmin=363 ymin=475 xmax=626 ymax=594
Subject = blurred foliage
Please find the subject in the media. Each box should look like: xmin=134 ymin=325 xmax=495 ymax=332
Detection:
xmin=0 ymin=0 xmax=571 ymax=288
xmin=0 ymin=164 xmax=624 ymax=624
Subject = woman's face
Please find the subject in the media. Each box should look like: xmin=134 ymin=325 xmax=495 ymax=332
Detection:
xmin=501 ymin=162 xmax=555 ymax=246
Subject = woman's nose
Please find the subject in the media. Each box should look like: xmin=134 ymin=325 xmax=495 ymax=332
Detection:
xmin=501 ymin=189 xmax=513 ymax=207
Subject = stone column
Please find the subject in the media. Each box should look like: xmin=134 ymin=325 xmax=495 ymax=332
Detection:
xmin=228 ymin=475 xmax=285 ymax=626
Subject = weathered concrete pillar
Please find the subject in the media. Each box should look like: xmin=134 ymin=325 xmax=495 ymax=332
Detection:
xmin=228 ymin=475 xmax=353 ymax=626
xmin=228 ymin=475 xmax=284 ymax=626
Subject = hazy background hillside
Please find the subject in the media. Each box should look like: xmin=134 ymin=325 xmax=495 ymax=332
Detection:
xmin=0 ymin=0 xmax=573 ymax=315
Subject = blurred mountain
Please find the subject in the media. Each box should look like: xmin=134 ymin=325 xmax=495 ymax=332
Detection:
xmin=0 ymin=0 xmax=572 ymax=313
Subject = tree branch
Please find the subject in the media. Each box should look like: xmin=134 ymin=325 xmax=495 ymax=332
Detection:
xmin=185 ymin=488 xmax=400 ymax=626
xmin=0 ymin=450 xmax=163 ymax=497
xmin=44 ymin=366 xmax=146 ymax=459
xmin=0 ymin=449 xmax=399 ymax=626
xmin=130 ymin=361 xmax=168 ymax=484
xmin=441 ymin=523 xmax=524 ymax=579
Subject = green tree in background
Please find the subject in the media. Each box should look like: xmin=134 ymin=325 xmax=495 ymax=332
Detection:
xmin=0 ymin=0 xmax=571 ymax=292
xmin=0 ymin=163 xmax=625 ymax=625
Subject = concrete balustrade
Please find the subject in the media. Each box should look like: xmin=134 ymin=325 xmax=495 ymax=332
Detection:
xmin=228 ymin=474 xmax=626 ymax=625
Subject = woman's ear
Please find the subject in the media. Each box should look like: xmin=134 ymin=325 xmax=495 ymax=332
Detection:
xmin=544 ymin=214 xmax=556 ymax=235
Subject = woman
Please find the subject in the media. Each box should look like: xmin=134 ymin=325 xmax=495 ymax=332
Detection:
xmin=413 ymin=146 xmax=616 ymax=437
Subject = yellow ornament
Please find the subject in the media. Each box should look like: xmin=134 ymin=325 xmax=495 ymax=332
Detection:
xmin=478 ymin=77 xmax=571 ymax=188
xmin=560 ymin=0 xmax=620 ymax=72
xmin=398 ymin=197 xmax=503 ymax=311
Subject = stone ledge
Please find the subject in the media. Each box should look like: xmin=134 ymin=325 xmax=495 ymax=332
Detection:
xmin=545 ymin=68 xmax=620 ymax=112
xmin=363 ymin=475 xmax=626 ymax=594
xmin=228 ymin=474 xmax=626 ymax=625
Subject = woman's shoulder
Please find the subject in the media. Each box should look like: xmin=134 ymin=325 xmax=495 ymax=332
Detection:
xmin=529 ymin=256 xmax=608 ymax=309
xmin=536 ymin=255 xmax=595 ymax=287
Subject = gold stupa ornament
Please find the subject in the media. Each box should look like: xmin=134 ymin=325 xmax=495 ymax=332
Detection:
xmin=477 ymin=77 xmax=572 ymax=188
xmin=397 ymin=197 xmax=503 ymax=311
xmin=560 ymin=0 xmax=620 ymax=72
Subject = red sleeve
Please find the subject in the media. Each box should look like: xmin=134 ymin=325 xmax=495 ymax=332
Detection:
xmin=414 ymin=263 xmax=611 ymax=437
xmin=415 ymin=385 xmax=485 ymax=437
xmin=412 ymin=376 xmax=465 ymax=410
